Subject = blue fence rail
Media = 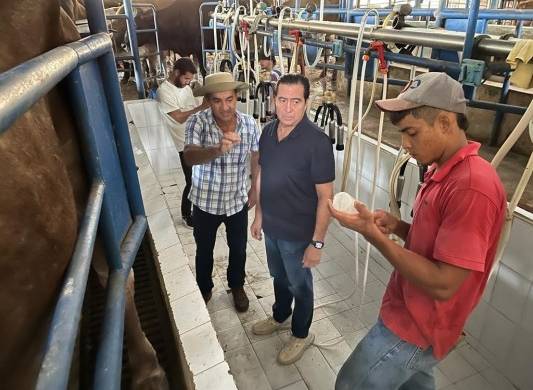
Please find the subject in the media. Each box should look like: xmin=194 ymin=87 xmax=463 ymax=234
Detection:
xmin=0 ymin=0 xmax=146 ymax=387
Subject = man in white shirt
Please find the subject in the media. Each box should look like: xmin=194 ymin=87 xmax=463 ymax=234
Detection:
xmin=156 ymin=57 xmax=209 ymax=227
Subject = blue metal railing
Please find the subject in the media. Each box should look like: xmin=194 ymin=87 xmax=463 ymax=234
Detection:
xmin=0 ymin=0 xmax=147 ymax=387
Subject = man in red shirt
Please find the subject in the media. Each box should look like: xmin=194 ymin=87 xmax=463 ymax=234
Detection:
xmin=330 ymin=72 xmax=506 ymax=390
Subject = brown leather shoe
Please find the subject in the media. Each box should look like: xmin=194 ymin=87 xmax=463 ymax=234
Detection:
xmin=231 ymin=287 xmax=249 ymax=312
xmin=202 ymin=290 xmax=212 ymax=304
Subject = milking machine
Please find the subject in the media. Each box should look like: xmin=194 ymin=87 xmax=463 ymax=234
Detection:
xmin=313 ymin=91 xmax=344 ymax=150
xmin=253 ymin=80 xmax=275 ymax=123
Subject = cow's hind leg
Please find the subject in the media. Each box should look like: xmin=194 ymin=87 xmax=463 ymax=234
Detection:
xmin=92 ymin=254 xmax=168 ymax=390
xmin=125 ymin=272 xmax=169 ymax=390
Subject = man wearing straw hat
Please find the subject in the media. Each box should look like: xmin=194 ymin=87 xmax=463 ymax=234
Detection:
xmin=183 ymin=72 xmax=260 ymax=312
xmin=330 ymin=72 xmax=506 ymax=389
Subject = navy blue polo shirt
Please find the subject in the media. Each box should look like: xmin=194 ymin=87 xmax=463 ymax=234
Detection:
xmin=259 ymin=115 xmax=335 ymax=242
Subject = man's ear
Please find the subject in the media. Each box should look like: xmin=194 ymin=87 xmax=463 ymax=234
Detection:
xmin=436 ymin=112 xmax=453 ymax=134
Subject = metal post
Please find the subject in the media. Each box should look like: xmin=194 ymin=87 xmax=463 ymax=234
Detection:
xmin=435 ymin=0 xmax=447 ymax=28
xmin=36 ymin=181 xmax=105 ymax=390
xmin=85 ymin=0 xmax=146 ymax=218
xmin=462 ymin=0 xmax=481 ymax=59
xmin=93 ymin=216 xmax=147 ymax=390
xmin=490 ymin=71 xmax=512 ymax=146
xmin=462 ymin=0 xmax=481 ymax=98
xmin=124 ymin=0 xmax=145 ymax=98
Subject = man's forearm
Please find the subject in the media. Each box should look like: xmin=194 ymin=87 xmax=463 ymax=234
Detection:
xmin=184 ymin=145 xmax=221 ymax=166
xmin=169 ymin=105 xmax=205 ymax=124
xmin=312 ymin=198 xmax=331 ymax=242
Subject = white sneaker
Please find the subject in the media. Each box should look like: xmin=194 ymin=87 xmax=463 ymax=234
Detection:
xmin=252 ymin=316 xmax=284 ymax=336
xmin=277 ymin=333 xmax=315 ymax=365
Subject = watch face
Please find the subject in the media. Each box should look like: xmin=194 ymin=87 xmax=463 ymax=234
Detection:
xmin=313 ymin=241 xmax=324 ymax=249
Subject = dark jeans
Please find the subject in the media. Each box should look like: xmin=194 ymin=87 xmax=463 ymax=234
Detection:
xmin=179 ymin=151 xmax=192 ymax=221
xmin=192 ymin=205 xmax=248 ymax=295
xmin=265 ymin=235 xmax=314 ymax=338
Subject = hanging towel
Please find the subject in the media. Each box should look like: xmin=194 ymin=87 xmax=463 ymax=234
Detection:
xmin=506 ymin=39 xmax=533 ymax=89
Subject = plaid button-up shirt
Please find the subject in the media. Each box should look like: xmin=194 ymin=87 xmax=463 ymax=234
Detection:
xmin=185 ymin=109 xmax=260 ymax=216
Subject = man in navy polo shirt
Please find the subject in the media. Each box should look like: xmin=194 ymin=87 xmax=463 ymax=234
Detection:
xmin=250 ymin=74 xmax=335 ymax=364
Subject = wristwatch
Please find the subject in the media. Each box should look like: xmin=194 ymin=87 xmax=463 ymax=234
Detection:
xmin=310 ymin=240 xmax=324 ymax=249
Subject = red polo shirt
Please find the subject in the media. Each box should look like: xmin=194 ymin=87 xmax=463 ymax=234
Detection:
xmin=380 ymin=142 xmax=506 ymax=359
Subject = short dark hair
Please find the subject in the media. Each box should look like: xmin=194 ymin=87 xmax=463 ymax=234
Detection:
xmin=275 ymin=74 xmax=310 ymax=100
xmin=258 ymin=51 xmax=276 ymax=65
xmin=173 ymin=57 xmax=197 ymax=75
xmin=389 ymin=106 xmax=469 ymax=131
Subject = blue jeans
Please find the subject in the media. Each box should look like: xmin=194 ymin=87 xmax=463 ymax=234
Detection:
xmin=335 ymin=319 xmax=439 ymax=390
xmin=265 ymin=235 xmax=313 ymax=338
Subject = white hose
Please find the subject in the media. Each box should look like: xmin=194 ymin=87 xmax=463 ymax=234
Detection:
xmin=312 ymin=9 xmax=378 ymax=310
xmin=356 ymin=72 xmax=388 ymax=321
xmin=301 ymin=0 xmax=325 ymax=69
xmin=490 ymin=99 xmax=533 ymax=277
xmin=312 ymin=10 xmax=382 ymax=349
xmin=388 ymin=151 xmax=412 ymax=219
xmin=213 ymin=4 xmax=222 ymax=72
xmin=277 ymin=7 xmax=293 ymax=75
xmin=340 ymin=61 xmax=379 ymax=191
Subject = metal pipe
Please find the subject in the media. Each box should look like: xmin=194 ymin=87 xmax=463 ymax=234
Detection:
xmin=123 ymin=0 xmax=145 ymax=98
xmin=468 ymin=99 xmax=527 ymax=115
xmin=490 ymin=72 xmax=511 ymax=146
xmin=86 ymin=0 xmax=146 ymax=219
xmin=94 ymin=216 xmax=147 ymax=390
xmin=261 ymin=29 xmax=462 ymax=76
xmin=0 ymin=46 xmax=77 ymax=134
xmin=319 ymin=8 xmax=533 ymax=20
xmin=0 ymin=33 xmax=110 ymax=135
xmin=463 ymin=0 xmax=481 ymax=60
xmin=36 ymin=181 xmax=105 ymax=390
xmin=219 ymin=14 xmax=515 ymax=56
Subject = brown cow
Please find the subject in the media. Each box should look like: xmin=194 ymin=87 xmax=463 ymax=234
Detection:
xmin=0 ymin=1 xmax=167 ymax=388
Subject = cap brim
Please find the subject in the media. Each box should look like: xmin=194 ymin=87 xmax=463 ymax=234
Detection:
xmin=193 ymin=81 xmax=248 ymax=97
xmin=375 ymin=98 xmax=422 ymax=112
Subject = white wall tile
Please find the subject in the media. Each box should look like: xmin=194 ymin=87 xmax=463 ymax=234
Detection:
xmin=490 ymin=264 xmax=531 ymax=323
xmin=500 ymin=217 xmax=533 ymax=281
xmin=279 ymin=380 xmax=308 ymax=390
xmin=452 ymin=373 xmax=493 ymax=390
xmin=521 ymin=284 xmax=533 ymax=334
xmin=465 ymin=298 xmax=489 ymax=340
xmin=479 ymin=305 xmax=514 ymax=364
xmin=437 ymin=349 xmax=477 ymax=384
xmin=181 ymin=322 xmax=225 ymax=375
xmin=165 ymin=266 xmax=198 ymax=302
xmin=503 ymin=326 xmax=533 ymax=390
xmin=170 ymin=291 xmax=210 ymax=334
xmin=193 ymin=361 xmax=237 ymax=390
xmin=480 ymin=367 xmax=516 ymax=390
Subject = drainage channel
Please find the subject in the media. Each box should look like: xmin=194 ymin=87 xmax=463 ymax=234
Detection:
xmin=80 ymin=239 xmax=186 ymax=389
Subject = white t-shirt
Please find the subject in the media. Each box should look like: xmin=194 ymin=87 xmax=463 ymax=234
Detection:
xmin=156 ymin=80 xmax=198 ymax=151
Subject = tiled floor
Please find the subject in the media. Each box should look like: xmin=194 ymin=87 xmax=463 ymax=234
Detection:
xmin=128 ymin=100 xmax=518 ymax=390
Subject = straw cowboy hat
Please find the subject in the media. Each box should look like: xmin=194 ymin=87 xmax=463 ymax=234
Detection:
xmin=193 ymin=72 xmax=248 ymax=97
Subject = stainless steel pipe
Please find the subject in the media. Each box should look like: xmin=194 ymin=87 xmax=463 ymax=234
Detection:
xmin=219 ymin=14 xmax=515 ymax=56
